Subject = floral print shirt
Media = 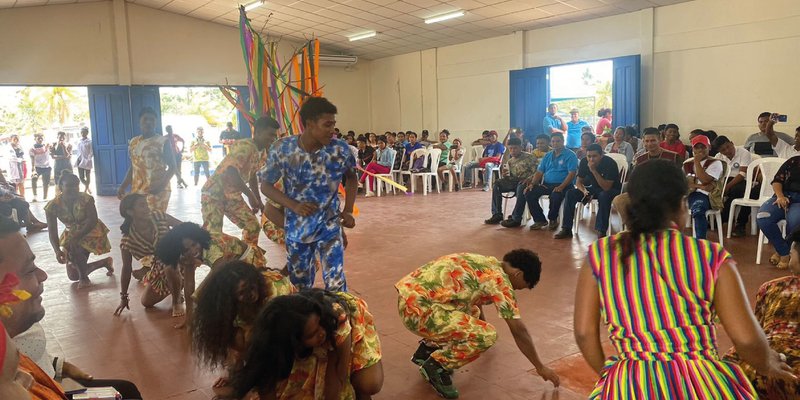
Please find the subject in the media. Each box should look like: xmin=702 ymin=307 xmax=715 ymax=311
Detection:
xmin=128 ymin=135 xmax=170 ymax=194
xmin=203 ymin=139 xmax=262 ymax=198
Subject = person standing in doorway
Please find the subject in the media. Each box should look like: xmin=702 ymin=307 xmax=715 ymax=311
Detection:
xmin=566 ymin=108 xmax=590 ymax=151
xmin=190 ymin=127 xmax=211 ymax=186
xmin=117 ymin=107 xmax=176 ymax=213
xmin=76 ymin=127 xmax=94 ymax=194
xmin=543 ymin=103 xmax=566 ymax=135
xmin=220 ymin=121 xmax=241 ymax=157
xmin=50 ymin=131 xmax=73 ymax=193
xmin=29 ymin=134 xmax=51 ymax=202
xmin=8 ymin=135 xmax=26 ymax=198
xmin=165 ymin=125 xmax=188 ymax=189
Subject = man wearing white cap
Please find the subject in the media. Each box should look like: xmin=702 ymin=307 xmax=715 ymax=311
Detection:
xmin=683 ymin=134 xmax=724 ymax=239
xmin=565 ymin=108 xmax=589 ymax=151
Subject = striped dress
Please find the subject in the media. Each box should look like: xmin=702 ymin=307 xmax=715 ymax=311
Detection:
xmin=587 ymin=228 xmax=757 ymax=399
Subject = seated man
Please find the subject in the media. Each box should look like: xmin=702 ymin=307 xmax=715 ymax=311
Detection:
xmin=713 ymin=135 xmax=758 ymax=237
xmin=396 ymin=250 xmax=560 ymax=399
xmin=524 ymin=133 xmax=578 ymax=231
xmin=471 ymin=130 xmax=491 ymax=146
xmin=462 ymin=131 xmax=505 ymax=191
xmin=555 ymin=144 xmax=621 ymax=239
xmin=684 ymin=135 xmax=724 ymax=240
xmin=532 ymin=134 xmax=551 ymax=159
xmin=744 ymin=111 xmax=794 ymax=156
xmin=765 ymin=113 xmax=800 ymax=159
xmin=0 ymin=217 xmax=141 ymax=399
xmin=0 ymin=171 xmax=47 ymax=233
xmin=483 ymin=138 xmax=537 ymax=227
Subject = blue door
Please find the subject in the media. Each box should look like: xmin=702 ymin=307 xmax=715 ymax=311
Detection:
xmin=87 ymin=85 xmax=162 ymax=196
xmin=612 ymin=55 xmax=641 ymax=129
xmin=236 ymin=86 xmax=251 ymax=138
xmin=510 ymin=67 xmax=549 ymax=142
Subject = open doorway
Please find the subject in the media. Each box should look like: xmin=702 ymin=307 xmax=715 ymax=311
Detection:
xmin=549 ymin=60 xmax=613 ymax=133
xmin=0 ymin=86 xmax=90 ymax=201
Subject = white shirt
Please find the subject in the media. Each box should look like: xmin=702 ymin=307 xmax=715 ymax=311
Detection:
xmin=77 ymin=137 xmax=93 ymax=169
xmin=687 ymin=158 xmax=723 ymax=195
xmin=773 ymin=139 xmax=800 ymax=160
xmin=717 ymin=146 xmax=752 ymax=178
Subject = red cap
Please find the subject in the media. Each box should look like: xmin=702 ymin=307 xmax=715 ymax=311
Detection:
xmin=690 ymin=135 xmax=710 ymax=148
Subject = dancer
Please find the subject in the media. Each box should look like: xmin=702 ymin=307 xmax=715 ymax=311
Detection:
xmin=155 ymin=222 xmax=267 ymax=329
xmin=44 ymin=174 xmax=113 ymax=288
xmin=396 ymin=250 xmax=560 ymax=399
xmin=202 ymin=117 xmax=278 ymax=247
xmin=231 ymin=289 xmax=383 ymax=399
xmin=117 ymin=107 xmax=176 ymax=213
xmin=259 ymin=97 xmax=357 ymax=291
xmin=191 ymin=261 xmax=294 ymax=398
xmin=114 ymin=193 xmax=182 ymax=317
xmin=573 ymin=160 xmax=795 ymax=399
xmin=75 ymin=127 xmax=94 ymax=194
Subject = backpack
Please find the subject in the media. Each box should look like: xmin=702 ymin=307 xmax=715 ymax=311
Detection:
xmin=684 ymin=158 xmax=725 ymax=210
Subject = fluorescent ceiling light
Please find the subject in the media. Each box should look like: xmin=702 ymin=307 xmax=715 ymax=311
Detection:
xmin=348 ymin=31 xmax=377 ymax=42
xmin=243 ymin=0 xmax=264 ymax=11
xmin=424 ymin=10 xmax=465 ymax=24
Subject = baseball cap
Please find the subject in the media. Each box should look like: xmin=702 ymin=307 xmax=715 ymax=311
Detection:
xmin=569 ymin=108 xmax=579 ymax=114
xmin=690 ymin=135 xmax=710 ymax=148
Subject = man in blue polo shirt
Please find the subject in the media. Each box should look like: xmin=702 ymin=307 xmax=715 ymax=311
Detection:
xmin=565 ymin=108 xmax=590 ymax=150
xmin=542 ymin=103 xmax=566 ymax=136
xmin=523 ymin=133 xmax=579 ymax=231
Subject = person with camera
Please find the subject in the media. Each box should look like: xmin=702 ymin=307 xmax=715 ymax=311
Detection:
xmin=744 ymin=112 xmax=794 ymax=156
xmin=764 ymin=113 xmax=800 ymax=159
xmin=484 ymin=137 xmax=536 ymax=227
xmin=554 ymin=144 xmax=621 ymax=239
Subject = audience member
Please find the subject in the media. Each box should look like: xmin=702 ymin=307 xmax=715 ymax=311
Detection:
xmin=745 ymin=112 xmax=794 ymax=156
xmin=7 ymin=135 xmax=26 ymax=198
xmin=657 ymin=123 xmax=667 ymax=139
xmin=624 ymin=125 xmax=643 ymax=155
xmin=50 ymin=131 xmax=73 ymax=190
xmin=575 ymin=132 xmax=596 ymax=160
xmin=190 ymin=127 xmax=212 ymax=186
xmin=543 ymin=103 xmax=566 ymax=135
xmin=471 ymin=130 xmax=491 ymax=146
xmin=604 ymin=127 xmax=634 ymax=164
xmin=0 ymin=318 xmax=31 ymax=399
xmin=441 ymin=138 xmax=465 ymax=191
xmin=419 ymin=130 xmax=433 ymax=146
xmin=566 ymin=108 xmax=590 ymax=150
xmin=76 ymin=127 xmax=94 ymax=194
xmin=361 ymin=135 xmax=396 ymax=197
xmin=165 ymin=125 xmax=188 ymax=189
xmin=463 ymin=131 xmax=505 ymax=191
xmin=367 ymin=132 xmax=378 ymax=148
xmin=684 ymin=134 xmax=724 ymax=240
xmin=44 ymin=174 xmax=113 ymax=288
xmin=660 ymin=123 xmax=687 ymax=162
xmin=0 ymin=170 xmax=46 ymax=233
xmin=395 ymin=251 xmax=559 ymax=399
xmin=524 ymin=133 xmax=578 ymax=231
xmin=574 ymin=160 xmax=794 ymax=398
xmin=765 ymin=114 xmax=800 ymax=159
xmin=532 ymin=134 xmax=550 ymax=159
xmin=396 ymin=131 xmax=407 ymax=146
xmin=389 ymin=133 xmax=405 ymax=171
xmin=403 ymin=132 xmax=424 ymax=171
xmin=28 ymin=134 xmax=51 ymax=203
xmin=357 ymin=135 xmax=375 ymax=169
xmin=757 ymin=154 xmax=800 ymax=270
xmin=431 ymin=131 xmax=452 ymax=187
xmin=484 ymin=138 xmax=537 ymax=227
xmin=724 ymin=228 xmax=800 ymax=399
xmin=555 ymin=144 xmax=621 ymax=239
xmin=714 ymin=135 xmax=757 ymax=237
xmin=595 ymin=108 xmax=612 ymax=137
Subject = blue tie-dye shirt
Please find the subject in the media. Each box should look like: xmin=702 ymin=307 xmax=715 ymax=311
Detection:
xmin=258 ymin=136 xmax=356 ymax=243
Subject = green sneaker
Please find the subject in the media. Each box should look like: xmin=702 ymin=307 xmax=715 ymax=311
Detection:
xmin=411 ymin=341 xmax=439 ymax=366
xmin=419 ymin=357 xmax=459 ymax=399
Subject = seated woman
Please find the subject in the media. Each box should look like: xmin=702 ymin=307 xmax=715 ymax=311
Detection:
xmin=439 ymin=138 xmax=465 ymax=191
xmin=724 ymin=229 xmax=800 ymax=399
xmin=44 ymin=173 xmax=112 ymax=288
xmin=155 ymin=222 xmax=266 ymax=329
xmin=231 ymin=289 xmax=384 ymax=400
xmin=603 ymin=127 xmax=634 ymax=165
xmin=0 ymin=170 xmax=46 ymax=233
xmin=359 ymin=135 xmax=395 ymax=197
xmin=192 ymin=261 xmax=294 ymax=398
xmin=575 ymin=131 xmax=596 ymax=160
xmin=757 ymin=155 xmax=800 ymax=270
xmin=114 ymin=193 xmax=182 ymax=317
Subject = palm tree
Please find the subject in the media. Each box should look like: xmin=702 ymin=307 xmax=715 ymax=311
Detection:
xmin=595 ymin=81 xmax=612 ymax=110
xmin=38 ymin=87 xmax=78 ymax=126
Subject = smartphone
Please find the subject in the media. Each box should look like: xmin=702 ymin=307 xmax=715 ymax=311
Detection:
xmin=60 ymin=377 xmax=87 ymax=395
xmin=778 ymin=114 xmax=788 ymax=122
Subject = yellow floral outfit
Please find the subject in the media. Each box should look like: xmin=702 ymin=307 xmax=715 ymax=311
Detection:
xmin=44 ymin=193 xmax=111 ymax=255
xmin=201 ymin=139 xmax=262 ymax=247
xmin=724 ymin=275 xmax=800 ymax=399
xmin=129 ymin=135 xmax=171 ymax=212
xmin=276 ymin=292 xmax=382 ymax=400
xmin=395 ymin=253 xmax=520 ymax=370
xmin=204 ymin=232 xmax=266 ymax=268
xmin=262 ymin=178 xmax=287 ymax=245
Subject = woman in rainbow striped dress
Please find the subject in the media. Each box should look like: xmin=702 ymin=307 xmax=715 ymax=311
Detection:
xmin=574 ymin=159 xmax=797 ymax=399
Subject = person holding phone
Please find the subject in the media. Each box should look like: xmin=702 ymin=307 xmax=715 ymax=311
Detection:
xmin=745 ymin=112 xmax=794 ymax=156
xmin=765 ymin=113 xmax=800 ymax=159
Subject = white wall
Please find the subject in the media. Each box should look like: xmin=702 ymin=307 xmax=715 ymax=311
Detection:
xmin=0 ymin=1 xmax=372 ymax=132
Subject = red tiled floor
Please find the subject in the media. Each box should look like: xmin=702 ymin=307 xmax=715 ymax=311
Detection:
xmin=21 ymin=185 xmax=791 ymax=399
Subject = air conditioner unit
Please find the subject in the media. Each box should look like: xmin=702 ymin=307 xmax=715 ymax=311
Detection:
xmin=318 ymin=54 xmax=358 ymax=67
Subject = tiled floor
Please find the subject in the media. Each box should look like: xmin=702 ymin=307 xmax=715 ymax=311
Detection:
xmin=22 ymin=185 xmax=789 ymax=399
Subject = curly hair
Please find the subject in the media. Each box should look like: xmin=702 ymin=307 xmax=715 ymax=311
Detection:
xmin=191 ymin=261 xmax=268 ymax=371
xmin=230 ymin=289 xmax=349 ymax=397
xmin=154 ymin=222 xmax=211 ymax=268
xmin=119 ymin=193 xmax=146 ymax=235
xmin=503 ymin=248 xmax=542 ymax=288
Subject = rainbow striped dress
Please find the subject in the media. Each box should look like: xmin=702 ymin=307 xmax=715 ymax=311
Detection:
xmin=587 ymin=229 xmax=757 ymax=399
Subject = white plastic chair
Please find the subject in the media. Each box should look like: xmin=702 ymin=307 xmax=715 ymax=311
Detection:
xmin=375 ymin=149 xmax=399 ymax=197
xmin=573 ymin=155 xmax=627 ymax=234
xmin=441 ymin=152 xmax=464 ymax=192
xmin=726 ymin=157 xmax=785 ymax=238
xmin=391 ymin=148 xmax=407 ymax=185
xmin=423 ymin=148 xmax=443 ymax=194
xmin=687 ymin=159 xmax=729 ymax=246
xmin=402 ymin=148 xmax=429 ymax=194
